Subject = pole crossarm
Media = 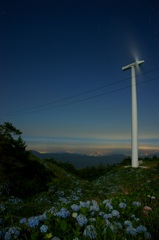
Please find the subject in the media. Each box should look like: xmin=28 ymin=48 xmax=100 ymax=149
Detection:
xmin=122 ymin=60 xmax=144 ymax=71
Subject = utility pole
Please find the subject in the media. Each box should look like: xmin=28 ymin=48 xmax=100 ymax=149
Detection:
xmin=122 ymin=60 xmax=144 ymax=167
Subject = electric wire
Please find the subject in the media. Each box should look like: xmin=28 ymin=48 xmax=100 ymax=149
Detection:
xmin=1 ymin=77 xmax=130 ymax=113
xmin=1 ymin=75 xmax=159 ymax=116
xmin=2 ymin=67 xmax=159 ymax=114
xmin=1 ymin=67 xmax=159 ymax=116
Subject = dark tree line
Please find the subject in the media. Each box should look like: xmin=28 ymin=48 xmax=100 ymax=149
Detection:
xmin=0 ymin=122 xmax=53 ymax=198
xmin=46 ymin=158 xmax=117 ymax=181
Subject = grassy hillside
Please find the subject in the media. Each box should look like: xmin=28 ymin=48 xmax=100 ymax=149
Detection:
xmin=0 ymin=156 xmax=159 ymax=239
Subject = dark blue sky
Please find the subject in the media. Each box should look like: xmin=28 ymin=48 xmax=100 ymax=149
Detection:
xmin=1 ymin=0 xmax=159 ymax=154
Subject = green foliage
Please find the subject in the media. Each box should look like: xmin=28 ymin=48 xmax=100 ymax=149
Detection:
xmin=0 ymin=122 xmax=54 ymax=197
xmin=76 ymin=163 xmax=117 ymax=181
xmin=0 ymin=158 xmax=159 ymax=239
xmin=45 ymin=158 xmax=117 ymax=182
xmin=119 ymin=157 xmax=131 ymax=166
xmin=45 ymin=158 xmax=77 ymax=175
xmin=0 ymin=122 xmax=159 ymax=239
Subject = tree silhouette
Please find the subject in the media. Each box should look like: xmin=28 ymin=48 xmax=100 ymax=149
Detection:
xmin=0 ymin=122 xmax=53 ymax=197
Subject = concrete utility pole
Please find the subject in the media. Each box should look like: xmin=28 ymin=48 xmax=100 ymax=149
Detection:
xmin=122 ymin=60 xmax=144 ymax=167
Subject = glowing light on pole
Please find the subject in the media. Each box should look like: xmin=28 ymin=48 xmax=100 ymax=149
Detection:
xmin=122 ymin=60 xmax=144 ymax=167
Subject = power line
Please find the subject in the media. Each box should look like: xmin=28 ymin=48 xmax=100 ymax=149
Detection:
xmin=1 ymin=75 xmax=159 ymax=116
xmin=1 ymin=77 xmax=130 ymax=113
xmin=0 ymin=68 xmax=159 ymax=114
xmin=1 ymin=67 xmax=159 ymax=115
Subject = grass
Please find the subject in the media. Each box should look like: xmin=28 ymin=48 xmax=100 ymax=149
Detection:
xmin=0 ymin=158 xmax=159 ymax=239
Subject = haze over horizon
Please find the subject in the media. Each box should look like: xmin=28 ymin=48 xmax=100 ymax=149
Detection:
xmin=28 ymin=136 xmax=159 ymax=157
xmin=1 ymin=0 xmax=159 ymax=155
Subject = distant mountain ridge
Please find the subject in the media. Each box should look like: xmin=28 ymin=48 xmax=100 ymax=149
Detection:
xmin=31 ymin=151 xmax=126 ymax=169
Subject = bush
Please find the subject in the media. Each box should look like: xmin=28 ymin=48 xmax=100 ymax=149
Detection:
xmin=0 ymin=122 xmax=54 ymax=198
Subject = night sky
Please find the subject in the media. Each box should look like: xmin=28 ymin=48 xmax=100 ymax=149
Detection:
xmin=1 ymin=0 xmax=159 ymax=155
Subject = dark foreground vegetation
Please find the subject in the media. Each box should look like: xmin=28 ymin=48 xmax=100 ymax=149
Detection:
xmin=0 ymin=122 xmax=159 ymax=239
